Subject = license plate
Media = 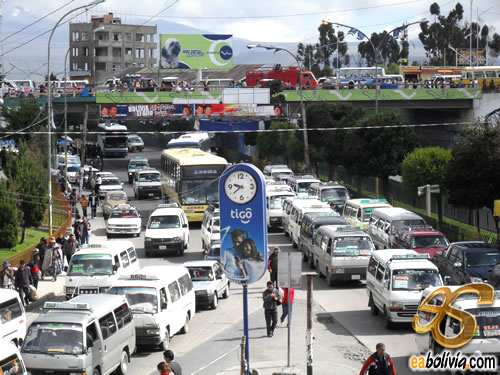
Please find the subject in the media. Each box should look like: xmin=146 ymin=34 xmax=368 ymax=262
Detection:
xmin=148 ymin=193 xmax=154 ymax=197
xmin=185 ymin=210 xmax=195 ymax=213
xmin=121 ymin=230 xmax=126 ymax=233
xmin=351 ymin=274 xmax=361 ymax=280
xmin=159 ymin=245 xmax=166 ymax=250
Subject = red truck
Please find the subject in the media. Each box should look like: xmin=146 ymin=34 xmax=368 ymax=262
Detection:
xmin=246 ymin=65 xmax=318 ymax=90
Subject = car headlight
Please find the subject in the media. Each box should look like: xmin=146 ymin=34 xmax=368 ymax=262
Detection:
xmin=139 ymin=186 xmax=144 ymax=189
xmin=145 ymin=237 xmax=152 ymax=242
xmin=146 ymin=329 xmax=160 ymax=335
xmin=173 ymin=236 xmax=181 ymax=241
xmin=470 ymin=277 xmax=483 ymax=283
xmin=389 ymin=301 xmax=404 ymax=311
xmin=334 ymin=268 xmax=344 ymax=274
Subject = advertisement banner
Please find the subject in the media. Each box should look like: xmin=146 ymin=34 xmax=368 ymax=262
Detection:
xmin=100 ymin=104 xmax=194 ymax=118
xmin=458 ymin=49 xmax=486 ymax=66
xmin=193 ymin=104 xmax=286 ymax=117
xmin=219 ymin=164 xmax=268 ymax=285
xmin=160 ymin=34 xmax=233 ymax=70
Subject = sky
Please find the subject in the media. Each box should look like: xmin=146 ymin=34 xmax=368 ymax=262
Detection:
xmin=2 ymin=0 xmax=500 ymax=79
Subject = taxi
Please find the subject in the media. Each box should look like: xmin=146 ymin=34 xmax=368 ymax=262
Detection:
xmin=106 ymin=204 xmax=142 ymax=238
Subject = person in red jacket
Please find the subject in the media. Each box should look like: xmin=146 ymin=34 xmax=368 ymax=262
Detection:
xmin=360 ymin=343 xmax=396 ymax=375
xmin=279 ymin=287 xmax=294 ymax=325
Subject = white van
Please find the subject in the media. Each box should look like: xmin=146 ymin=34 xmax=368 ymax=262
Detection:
xmin=0 ymin=289 xmax=26 ymax=346
xmin=0 ymin=339 xmax=27 ymax=374
xmin=108 ymin=265 xmax=195 ymax=350
xmin=12 ymin=79 xmax=36 ymax=95
xmin=266 ymin=189 xmax=296 ymax=228
xmin=263 ymin=164 xmax=294 ymax=179
xmin=343 ymin=198 xmax=392 ymax=231
xmin=288 ymin=175 xmax=320 ymax=196
xmin=368 ymin=207 xmax=426 ymax=249
xmin=415 ymin=285 xmax=500 ymax=355
xmin=22 ymin=295 xmax=135 ymax=375
xmin=308 ymin=181 xmax=350 ymax=214
xmin=288 ymin=199 xmax=333 ymax=248
xmin=201 ymin=206 xmax=220 ymax=251
xmin=64 ymin=241 xmax=140 ymax=299
xmin=366 ymin=249 xmax=443 ymax=329
xmin=144 ymin=203 xmax=190 ymax=257
xmin=282 ymin=196 xmax=317 ymax=237
xmin=133 ymin=168 xmax=162 ymax=199
xmin=311 ymin=226 xmax=375 ymax=286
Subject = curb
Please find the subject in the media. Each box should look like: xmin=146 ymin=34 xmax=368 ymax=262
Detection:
xmin=26 ymin=292 xmax=56 ymax=312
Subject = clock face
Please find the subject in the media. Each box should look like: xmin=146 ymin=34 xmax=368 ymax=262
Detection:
xmin=224 ymin=170 xmax=257 ymax=204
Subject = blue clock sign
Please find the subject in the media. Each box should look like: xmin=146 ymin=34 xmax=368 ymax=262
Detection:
xmin=219 ymin=163 xmax=268 ymax=285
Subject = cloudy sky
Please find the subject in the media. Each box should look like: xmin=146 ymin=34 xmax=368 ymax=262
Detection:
xmin=2 ymin=0 xmax=500 ymax=78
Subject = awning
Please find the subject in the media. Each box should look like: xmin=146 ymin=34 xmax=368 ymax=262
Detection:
xmin=403 ymin=69 xmax=421 ymax=73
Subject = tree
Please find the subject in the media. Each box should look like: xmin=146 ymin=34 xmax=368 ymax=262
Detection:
xmin=3 ymin=99 xmax=45 ymax=144
xmin=386 ymin=63 xmax=400 ymax=75
xmin=401 ymin=147 xmax=452 ymax=227
xmin=6 ymin=144 xmax=48 ymax=244
xmin=256 ymin=121 xmax=301 ymax=167
xmin=446 ymin=125 xmax=500 ymax=242
xmin=358 ymin=31 xmax=401 ymax=66
xmin=0 ymin=183 xmax=19 ymax=249
xmin=343 ymin=111 xmax=418 ymax=203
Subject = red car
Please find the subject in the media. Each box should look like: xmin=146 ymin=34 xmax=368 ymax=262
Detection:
xmin=392 ymin=227 xmax=449 ymax=258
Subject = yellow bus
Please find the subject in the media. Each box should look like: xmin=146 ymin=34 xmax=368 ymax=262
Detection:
xmin=160 ymin=148 xmax=228 ymax=222
xmin=458 ymin=66 xmax=500 ymax=88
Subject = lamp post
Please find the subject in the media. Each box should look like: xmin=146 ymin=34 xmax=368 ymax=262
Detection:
xmin=46 ymin=0 xmax=105 ymax=235
xmin=247 ymin=44 xmax=311 ymax=173
xmin=322 ymin=19 xmax=427 ymax=113
xmin=64 ymin=47 xmax=70 ymax=185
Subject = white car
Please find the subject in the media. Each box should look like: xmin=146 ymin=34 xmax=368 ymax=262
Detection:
xmin=99 ymin=176 xmax=123 ymax=199
xmin=106 ymin=204 xmax=141 ymax=238
xmin=128 ymin=135 xmax=144 ymax=152
xmin=183 ymin=260 xmax=229 ymax=310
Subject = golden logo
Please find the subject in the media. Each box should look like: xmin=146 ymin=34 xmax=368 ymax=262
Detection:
xmin=412 ymin=284 xmax=495 ymax=348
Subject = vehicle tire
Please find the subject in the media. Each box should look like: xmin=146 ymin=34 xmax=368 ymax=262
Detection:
xmin=128 ymin=177 xmax=133 ymax=184
xmin=369 ymin=293 xmax=379 ymax=316
xmin=384 ymin=307 xmax=393 ymax=329
xmin=201 ymin=240 xmax=205 ymax=251
xmin=316 ymin=262 xmax=324 ymax=278
xmin=93 ymin=368 xmax=101 ymax=375
xmin=283 ymin=226 xmax=288 ymax=236
xmin=210 ymin=293 xmax=218 ymax=309
xmin=161 ymin=328 xmax=170 ymax=350
xmin=326 ymin=271 xmax=335 ymax=286
xmin=308 ymin=254 xmax=314 ymax=268
xmin=292 ymin=237 xmax=297 ymax=248
xmin=299 ymin=245 xmax=307 ymax=261
xmin=178 ymin=248 xmax=184 ymax=256
xmin=222 ymin=284 xmax=230 ymax=299
xmin=184 ymin=240 xmax=188 ymax=250
xmin=180 ymin=315 xmax=190 ymax=334
xmin=117 ymin=350 xmax=129 ymax=374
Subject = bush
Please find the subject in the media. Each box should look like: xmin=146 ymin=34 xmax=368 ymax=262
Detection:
xmin=0 ymin=183 xmax=19 ymax=248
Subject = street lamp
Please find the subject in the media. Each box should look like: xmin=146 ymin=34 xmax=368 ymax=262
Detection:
xmin=322 ymin=19 xmax=427 ymax=113
xmin=47 ymin=0 xmax=105 ymax=235
xmin=247 ymin=44 xmax=311 ymax=173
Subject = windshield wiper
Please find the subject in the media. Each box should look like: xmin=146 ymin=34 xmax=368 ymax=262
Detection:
xmin=23 ymin=349 xmax=55 ymax=356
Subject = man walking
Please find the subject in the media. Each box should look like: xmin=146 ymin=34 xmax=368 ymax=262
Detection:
xmin=268 ymin=247 xmax=279 ymax=287
xmin=359 ymin=343 xmax=397 ymax=375
xmin=163 ymin=350 xmax=182 ymax=375
xmin=78 ymin=217 xmax=90 ymax=245
xmin=63 ymin=234 xmax=79 ymax=270
xmin=89 ymin=190 xmax=99 ymax=219
xmin=35 ymin=237 xmax=48 ymax=277
xmin=262 ymin=281 xmax=281 ymax=337
xmin=280 ymin=286 xmax=294 ymax=325
xmin=15 ymin=260 xmax=33 ymax=306
xmin=80 ymin=195 xmax=89 ymax=218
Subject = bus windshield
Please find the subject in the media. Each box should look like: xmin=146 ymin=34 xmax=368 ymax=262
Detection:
xmin=391 ymin=269 xmax=442 ymax=291
xmin=108 ymin=286 xmax=158 ymax=314
xmin=104 ymin=136 xmax=127 ymax=148
xmin=129 ymin=161 xmax=149 ymax=169
xmin=180 ymin=179 xmax=219 ymax=205
xmin=148 ymin=215 xmax=180 ymax=229
xmin=69 ymin=254 xmax=113 ymax=276
xmin=320 ymin=188 xmax=349 ymax=202
xmin=138 ymin=173 xmax=160 ymax=182
xmin=23 ymin=323 xmax=83 ymax=355
xmin=332 ymin=236 xmax=373 ymax=256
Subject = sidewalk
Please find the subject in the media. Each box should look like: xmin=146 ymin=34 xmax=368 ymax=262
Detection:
xmin=26 ymin=273 xmax=66 ymax=312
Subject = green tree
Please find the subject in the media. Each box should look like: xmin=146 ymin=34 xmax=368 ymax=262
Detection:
xmin=256 ymin=121 xmax=301 ymax=167
xmin=343 ymin=111 xmax=418 ymax=203
xmin=6 ymin=144 xmax=48 ymax=244
xmin=358 ymin=31 xmax=401 ymax=66
xmin=386 ymin=63 xmax=400 ymax=75
xmin=401 ymin=147 xmax=452 ymax=227
xmin=3 ymin=99 xmax=45 ymax=144
xmin=446 ymin=125 xmax=500 ymax=242
xmin=0 ymin=183 xmax=19 ymax=249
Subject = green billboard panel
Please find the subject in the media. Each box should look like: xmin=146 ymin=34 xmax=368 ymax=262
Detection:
xmin=159 ymin=34 xmax=233 ymax=70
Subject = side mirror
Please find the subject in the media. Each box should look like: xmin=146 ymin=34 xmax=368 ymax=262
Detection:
xmin=113 ymin=264 xmax=119 ymax=272
xmin=453 ymin=261 xmax=462 ymax=268
xmin=451 ymin=320 xmax=461 ymax=335
xmin=207 ymin=227 xmax=211 ymax=233
xmin=182 ymin=223 xmax=188 ymax=228
xmin=444 ymin=275 xmax=451 ymax=285
xmin=216 ymin=273 xmax=222 ymax=280
xmin=87 ymin=340 xmax=94 ymax=349
xmin=161 ymin=302 xmax=168 ymax=310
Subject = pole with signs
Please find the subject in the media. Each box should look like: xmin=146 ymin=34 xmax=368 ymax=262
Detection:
xmin=219 ymin=163 xmax=268 ymax=375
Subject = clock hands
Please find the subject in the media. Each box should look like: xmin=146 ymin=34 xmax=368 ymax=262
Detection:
xmin=233 ymin=183 xmax=244 ymax=194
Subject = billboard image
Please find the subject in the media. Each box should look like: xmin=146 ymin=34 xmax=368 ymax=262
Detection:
xmin=100 ymin=104 xmax=194 ymax=118
xmin=160 ymin=34 xmax=233 ymax=70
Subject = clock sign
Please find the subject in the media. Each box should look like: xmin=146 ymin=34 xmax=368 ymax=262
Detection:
xmin=223 ymin=170 xmax=257 ymax=204
xmin=219 ymin=163 xmax=267 ymax=285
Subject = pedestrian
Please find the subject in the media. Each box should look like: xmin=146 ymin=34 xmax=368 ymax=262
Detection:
xmin=63 ymin=234 xmax=79 ymax=270
xmin=359 ymin=343 xmax=396 ymax=375
xmin=78 ymin=217 xmax=90 ymax=245
xmin=49 ymin=239 xmax=63 ymax=282
xmin=56 ymin=232 xmax=66 ymax=247
xmin=27 ymin=255 xmax=41 ymax=290
xmin=73 ymin=215 xmax=82 ymax=243
xmin=89 ymin=190 xmax=99 ymax=219
xmin=279 ymin=286 xmax=294 ymax=325
xmin=163 ymin=350 xmax=182 ymax=375
xmin=268 ymin=246 xmax=279 ymax=287
xmin=14 ymin=260 xmax=33 ymax=306
xmin=35 ymin=237 xmax=48 ymax=278
xmin=157 ymin=362 xmax=172 ymax=375
xmin=0 ymin=260 xmax=15 ymax=289
xmin=95 ymin=175 xmax=102 ymax=194
xmin=262 ymin=281 xmax=281 ymax=337
xmin=80 ymin=195 xmax=89 ymax=218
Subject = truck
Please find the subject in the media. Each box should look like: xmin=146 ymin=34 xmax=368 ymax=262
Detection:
xmin=245 ymin=65 xmax=318 ymax=89
xmin=432 ymin=241 xmax=500 ymax=285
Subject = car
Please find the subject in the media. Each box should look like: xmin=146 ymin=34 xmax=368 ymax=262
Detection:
xmin=183 ymin=260 xmax=229 ymax=310
xmin=106 ymin=204 xmax=142 ymax=238
xmin=127 ymin=135 xmax=144 ymax=152
xmin=102 ymin=190 xmax=128 ymax=220
xmin=98 ymin=175 xmax=123 ymax=199
xmin=201 ymin=205 xmax=220 ymax=251
xmin=391 ymin=226 xmax=449 ymax=258
xmin=204 ymin=241 xmax=221 ymax=262
xmin=133 ymin=168 xmax=162 ymax=199
xmin=127 ymin=156 xmax=149 ymax=184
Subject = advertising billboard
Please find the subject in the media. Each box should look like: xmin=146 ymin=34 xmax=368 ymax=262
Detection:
xmin=100 ymin=104 xmax=194 ymax=118
xmin=160 ymin=34 xmax=233 ymax=70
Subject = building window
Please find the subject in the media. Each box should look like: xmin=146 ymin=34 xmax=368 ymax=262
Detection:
xmin=125 ymin=33 xmax=132 ymax=42
xmin=97 ymin=32 xmax=109 ymax=41
xmin=72 ymin=31 xmax=79 ymax=41
xmin=112 ymin=48 xmax=121 ymax=57
xmin=113 ymin=33 xmax=121 ymax=41
xmin=149 ymin=48 xmax=154 ymax=58
xmin=135 ymin=48 xmax=144 ymax=59
xmin=148 ymin=34 xmax=154 ymax=43
xmin=84 ymin=62 xmax=88 ymax=71
xmin=72 ymin=62 xmax=79 ymax=70
xmin=112 ymin=64 xmax=121 ymax=72
xmin=81 ymin=32 xmax=90 ymax=41
xmin=83 ymin=47 xmax=89 ymax=56
xmin=125 ymin=48 xmax=132 ymax=55
xmin=72 ymin=47 xmax=78 ymax=57
xmin=135 ymin=33 xmax=144 ymax=43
